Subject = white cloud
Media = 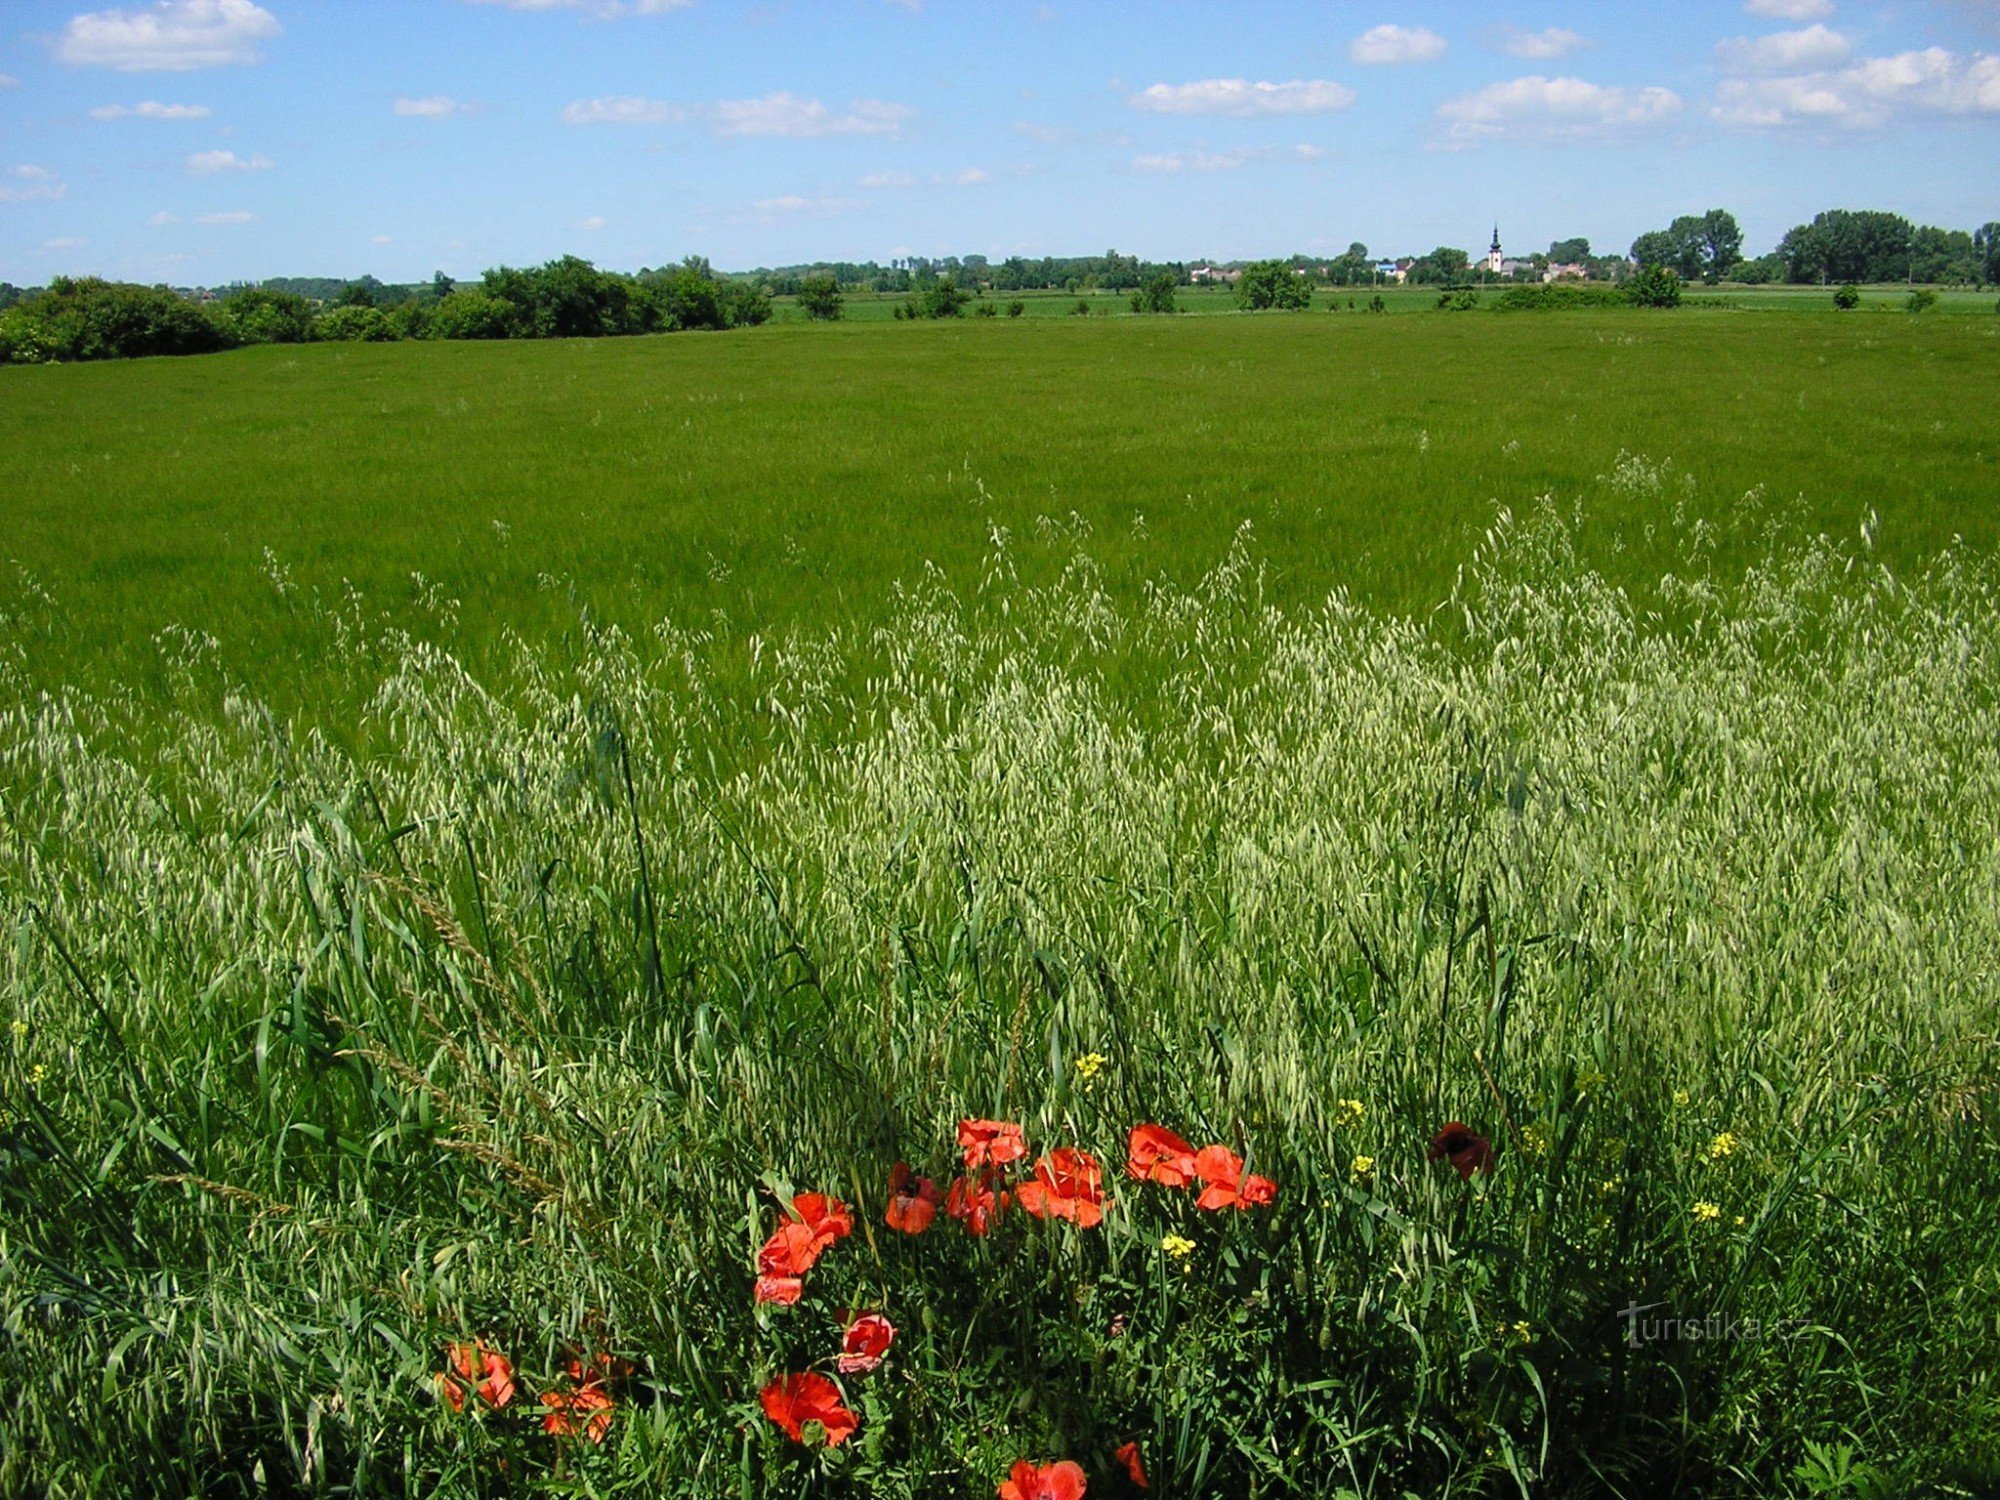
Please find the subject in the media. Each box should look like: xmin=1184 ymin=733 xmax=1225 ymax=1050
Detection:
xmin=560 ymin=95 xmax=684 ymax=124
xmin=1437 ymin=76 xmax=1684 ymax=144
xmin=1495 ymin=26 xmax=1592 ymax=60
xmin=57 ymin=0 xmax=280 ymax=72
xmin=577 ymin=214 xmax=607 ymax=229
xmin=1350 ymin=24 xmax=1446 ymax=66
xmin=45 ymin=237 xmax=88 ymax=250
xmin=1133 ymin=147 xmax=1266 ymax=173
xmin=1746 ymin=0 xmax=1835 ymax=19
xmin=1716 ymin=25 xmax=1852 ymax=73
xmin=950 ymin=166 xmax=989 ymax=185
xmin=90 ymin=99 xmax=211 ymax=119
xmin=196 ymin=209 xmax=252 ymax=222
xmin=186 ymin=148 xmax=270 ymax=172
xmin=394 ymin=95 xmax=465 ymax=118
xmin=564 ymin=90 xmax=911 ymax=135
xmin=146 ymin=210 xmax=178 ymax=224
xmin=711 ymin=92 xmax=913 ymax=137
xmin=859 ymin=170 xmax=917 ymax=188
xmin=1131 ymin=78 xmax=1357 ymax=116
xmin=1 ymin=165 xmax=68 ymax=203
xmin=1293 ymin=143 xmax=1329 ymax=159
xmin=1712 ymin=46 xmax=2000 ymax=126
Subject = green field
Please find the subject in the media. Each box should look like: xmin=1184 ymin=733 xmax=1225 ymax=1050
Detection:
xmin=4 ymin=310 xmax=2000 ymax=1498
xmin=4 ymin=308 xmax=1996 ymax=715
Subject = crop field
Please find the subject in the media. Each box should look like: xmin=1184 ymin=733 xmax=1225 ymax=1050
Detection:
xmin=3 ymin=309 xmax=2000 ymax=1498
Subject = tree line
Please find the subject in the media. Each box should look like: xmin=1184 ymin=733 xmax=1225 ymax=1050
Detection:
xmin=0 ymin=255 xmax=770 ymax=366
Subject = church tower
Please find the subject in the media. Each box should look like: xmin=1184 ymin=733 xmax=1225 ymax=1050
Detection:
xmin=1487 ymin=224 xmax=1503 ymax=275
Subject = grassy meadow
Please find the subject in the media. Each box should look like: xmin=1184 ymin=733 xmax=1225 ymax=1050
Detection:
xmin=3 ymin=307 xmax=2000 ymax=1498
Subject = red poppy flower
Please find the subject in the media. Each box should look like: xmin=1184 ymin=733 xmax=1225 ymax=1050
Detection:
xmin=790 ymin=1192 xmax=855 ymax=1254
xmin=885 ymin=1163 xmax=942 ymax=1235
xmin=838 ymin=1312 xmax=896 ymax=1374
xmin=1115 ymin=1440 xmax=1148 ymax=1489
xmin=1427 ymin=1122 xmax=1495 ymax=1180
xmin=1126 ymin=1124 xmax=1198 ymax=1188
xmin=958 ymin=1118 xmax=1028 ymax=1171
xmin=759 ymin=1371 xmax=859 ymax=1448
xmin=541 ymin=1385 xmax=614 ymax=1443
xmin=1016 ymin=1147 xmax=1109 ymax=1228
xmin=1192 ymin=1145 xmax=1277 ymax=1211
xmin=945 ymin=1168 xmax=1012 ymax=1236
xmin=997 ymin=1459 xmax=1088 ymax=1500
xmin=438 ymin=1341 xmax=515 ymax=1412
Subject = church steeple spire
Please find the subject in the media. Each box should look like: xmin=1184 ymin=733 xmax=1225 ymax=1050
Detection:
xmin=1491 ymin=224 xmax=1501 ymax=255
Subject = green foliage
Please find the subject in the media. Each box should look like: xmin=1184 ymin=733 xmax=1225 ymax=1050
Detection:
xmin=1834 ymin=284 xmax=1862 ymax=311
xmin=1236 ymin=260 xmax=1312 ymax=310
xmin=222 ymin=286 xmax=314 ymax=345
xmin=310 ymin=304 xmax=399 ymax=342
xmin=1129 ymin=271 xmax=1177 ymax=315
xmin=1907 ymin=287 xmax=1938 ymax=314
xmin=1548 ymin=237 xmax=1592 ymax=264
xmin=1071 ymin=298 xmax=1091 ymax=316
xmin=1777 ymin=209 xmax=1917 ymax=285
xmin=1435 ymin=289 xmax=1481 ymax=312
xmin=797 ymin=273 xmax=844 ymax=322
xmin=1626 ymin=264 xmax=1685 ymax=308
xmin=1403 ymin=246 xmax=1471 ymax=286
xmin=1631 ymin=209 xmax=1743 ymax=283
xmin=1979 ymin=223 xmax=2000 ymax=286
xmin=1006 ymin=300 xmax=1025 ymax=318
xmin=425 ymin=290 xmax=517 ymax=340
xmin=974 ymin=299 xmax=999 ymax=318
xmin=8 ymin=277 xmax=238 ymax=362
xmin=1367 ymin=294 xmax=1387 ymax=313
xmin=1495 ymin=283 xmax=1627 ymax=312
xmin=720 ymin=280 xmax=773 ymax=329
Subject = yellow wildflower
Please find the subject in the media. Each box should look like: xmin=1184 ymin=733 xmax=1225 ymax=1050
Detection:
xmin=1161 ymin=1234 xmax=1195 ymax=1264
xmin=1521 ymin=1125 xmax=1549 ymax=1157
xmin=1707 ymin=1132 xmax=1738 ymax=1161
xmin=1671 ymin=1088 xmax=1689 ymax=1108
xmin=8 ymin=1019 xmax=26 ymax=1043
xmin=1693 ymin=1200 xmax=1721 ymax=1223
xmin=1350 ymin=1154 xmax=1375 ymax=1182
xmin=27 ymin=1064 xmax=47 ymax=1087
xmin=1072 ymin=1053 xmax=1107 ymax=1088
xmin=1335 ymin=1098 xmax=1366 ymax=1129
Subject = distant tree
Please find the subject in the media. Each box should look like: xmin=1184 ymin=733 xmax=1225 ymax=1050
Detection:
xmin=223 ymin=286 xmax=314 ymax=344
xmin=1549 ymin=237 xmax=1592 ymax=264
xmin=1131 ymin=270 xmax=1177 ymax=314
xmin=1979 ymin=223 xmax=2000 ymax=286
xmin=17 ymin=277 xmax=237 ymax=361
xmin=430 ymin=271 xmax=456 ymax=302
xmin=797 ymin=273 xmax=843 ymax=321
xmin=1404 ymin=247 xmax=1470 ymax=286
xmin=310 ymin=305 xmax=398 ymax=341
xmin=1775 ymin=210 xmax=1914 ymax=284
xmin=1236 ymin=259 xmax=1312 ymax=309
xmin=427 ymin=290 xmax=516 ymax=340
xmin=1833 ymin=284 xmax=1861 ymax=310
xmin=1626 ymin=263 xmax=1684 ymax=307
xmin=1630 ymin=211 xmax=1740 ymax=283
xmin=0 ymin=283 xmax=25 ymax=312
xmin=336 ymin=275 xmax=384 ymax=309
xmin=719 ymin=280 xmax=772 ymax=328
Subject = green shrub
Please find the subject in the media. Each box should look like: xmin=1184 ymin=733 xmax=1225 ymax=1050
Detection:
xmin=222 ymin=287 xmax=315 ymax=345
xmin=1007 ymin=300 xmax=1025 ymax=318
xmin=310 ymin=305 xmax=400 ymax=342
xmin=1236 ymin=259 xmax=1312 ymax=311
xmin=797 ymin=273 xmax=843 ymax=322
xmin=18 ymin=277 xmax=238 ymax=361
xmin=1833 ymin=284 xmax=1862 ymax=310
xmin=1368 ymin=294 xmax=1387 ymax=313
xmin=1131 ymin=270 xmax=1177 ymax=315
xmin=974 ymin=300 xmax=998 ymax=318
xmin=1626 ymin=263 xmax=1685 ymax=308
xmin=721 ymin=281 xmax=773 ymax=329
xmin=0 ymin=310 xmax=52 ymax=364
xmin=1071 ymin=298 xmax=1091 ymax=316
xmin=1495 ymin=283 xmax=1628 ymax=312
xmin=1907 ymin=288 xmax=1938 ymax=314
xmin=426 ymin=290 xmax=517 ymax=340
xmin=1435 ymin=289 xmax=1481 ymax=312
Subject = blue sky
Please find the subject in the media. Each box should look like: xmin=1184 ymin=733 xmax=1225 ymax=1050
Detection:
xmin=2 ymin=0 xmax=1996 ymax=285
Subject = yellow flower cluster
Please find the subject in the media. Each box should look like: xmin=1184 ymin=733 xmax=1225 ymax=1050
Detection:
xmin=1072 ymin=1053 xmax=1107 ymax=1088
xmin=1706 ymin=1132 xmax=1738 ymax=1161
xmin=1160 ymin=1234 xmax=1195 ymax=1264
xmin=1349 ymin=1155 xmax=1375 ymax=1182
xmin=1335 ymin=1098 xmax=1366 ymax=1129
xmin=1521 ymin=1125 xmax=1549 ymax=1157
xmin=1692 ymin=1200 xmax=1721 ymax=1223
